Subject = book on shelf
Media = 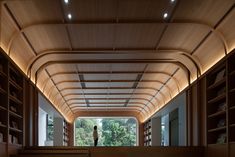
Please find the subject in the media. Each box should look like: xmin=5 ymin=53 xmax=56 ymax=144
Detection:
xmin=216 ymin=133 xmax=226 ymax=144
xmin=11 ymin=91 xmax=18 ymax=99
xmin=9 ymin=134 xmax=12 ymax=143
xmin=217 ymin=87 xmax=226 ymax=96
xmin=0 ymin=132 xmax=3 ymax=142
xmin=214 ymin=69 xmax=225 ymax=83
xmin=217 ymin=119 xmax=226 ymax=128
xmin=10 ymin=74 xmax=17 ymax=83
xmin=0 ymin=64 xmax=3 ymax=72
xmin=11 ymin=121 xmax=18 ymax=129
xmin=12 ymin=136 xmax=18 ymax=144
xmin=217 ymin=103 xmax=226 ymax=112
xmin=10 ymin=106 xmax=17 ymax=113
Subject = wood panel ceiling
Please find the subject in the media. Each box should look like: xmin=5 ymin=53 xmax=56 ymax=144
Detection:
xmin=0 ymin=0 xmax=235 ymax=122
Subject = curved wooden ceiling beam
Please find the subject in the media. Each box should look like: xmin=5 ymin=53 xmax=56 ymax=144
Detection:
xmin=51 ymin=86 xmax=161 ymax=106
xmin=74 ymin=106 xmax=148 ymax=118
xmin=69 ymin=102 xmax=151 ymax=115
xmin=48 ymin=79 xmax=173 ymax=98
xmin=49 ymin=83 xmax=162 ymax=109
xmin=71 ymin=106 xmax=143 ymax=113
xmin=65 ymin=97 xmax=157 ymax=109
xmin=54 ymin=92 xmax=163 ymax=114
xmin=46 ymin=79 xmax=168 ymax=98
xmin=32 ymin=58 xmax=190 ymax=87
xmin=74 ymin=111 xmax=141 ymax=123
xmin=74 ymin=108 xmax=144 ymax=122
xmin=41 ymin=71 xmax=181 ymax=94
xmin=7 ymin=20 xmax=228 ymax=57
xmin=27 ymin=49 xmax=197 ymax=80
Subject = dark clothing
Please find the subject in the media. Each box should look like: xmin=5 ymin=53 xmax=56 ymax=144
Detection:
xmin=94 ymin=138 xmax=98 ymax=146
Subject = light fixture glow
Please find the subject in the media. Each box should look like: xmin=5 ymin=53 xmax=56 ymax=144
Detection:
xmin=163 ymin=13 xmax=168 ymax=19
xmin=171 ymin=0 xmax=175 ymax=3
xmin=64 ymin=0 xmax=69 ymax=4
xmin=68 ymin=13 xmax=72 ymax=19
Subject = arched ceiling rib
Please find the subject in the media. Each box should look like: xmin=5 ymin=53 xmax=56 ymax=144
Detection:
xmin=1 ymin=0 xmax=234 ymax=122
xmin=7 ymin=21 xmax=229 ymax=57
xmin=27 ymin=49 xmax=201 ymax=79
xmin=41 ymin=71 xmax=181 ymax=93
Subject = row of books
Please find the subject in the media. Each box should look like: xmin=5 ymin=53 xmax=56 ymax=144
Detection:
xmin=0 ymin=133 xmax=20 ymax=144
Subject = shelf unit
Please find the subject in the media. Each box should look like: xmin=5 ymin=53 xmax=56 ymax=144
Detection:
xmin=206 ymin=62 xmax=227 ymax=145
xmin=228 ymin=53 xmax=235 ymax=143
xmin=63 ymin=120 xmax=69 ymax=146
xmin=0 ymin=54 xmax=8 ymax=144
xmin=8 ymin=64 xmax=24 ymax=146
xmin=144 ymin=119 xmax=151 ymax=146
xmin=0 ymin=52 xmax=24 ymax=148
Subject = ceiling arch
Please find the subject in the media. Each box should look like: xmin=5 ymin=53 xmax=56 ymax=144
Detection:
xmin=1 ymin=0 xmax=234 ymax=122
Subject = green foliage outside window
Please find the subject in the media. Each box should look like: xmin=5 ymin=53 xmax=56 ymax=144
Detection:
xmin=75 ymin=118 xmax=137 ymax=146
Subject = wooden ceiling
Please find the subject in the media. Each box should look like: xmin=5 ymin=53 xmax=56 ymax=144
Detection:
xmin=0 ymin=0 xmax=234 ymax=122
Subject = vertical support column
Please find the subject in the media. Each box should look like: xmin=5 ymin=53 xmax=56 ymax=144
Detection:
xmin=138 ymin=122 xmax=144 ymax=146
xmin=53 ymin=117 xmax=64 ymax=146
xmin=68 ymin=122 xmax=74 ymax=146
xmin=24 ymin=81 xmax=38 ymax=146
xmin=151 ymin=117 xmax=161 ymax=146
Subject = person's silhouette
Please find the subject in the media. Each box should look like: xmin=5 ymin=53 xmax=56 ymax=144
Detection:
xmin=93 ymin=125 xmax=98 ymax=146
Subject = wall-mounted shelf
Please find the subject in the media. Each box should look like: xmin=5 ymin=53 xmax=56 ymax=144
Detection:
xmin=0 ymin=51 xmax=25 ymax=153
xmin=144 ymin=119 xmax=151 ymax=146
xmin=63 ymin=120 xmax=70 ymax=146
xmin=206 ymin=51 xmax=235 ymax=150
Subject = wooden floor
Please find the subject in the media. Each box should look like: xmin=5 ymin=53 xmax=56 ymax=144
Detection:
xmin=11 ymin=146 xmax=204 ymax=157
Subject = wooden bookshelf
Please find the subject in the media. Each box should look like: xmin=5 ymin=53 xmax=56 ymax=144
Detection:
xmin=0 ymin=54 xmax=8 ymax=145
xmin=8 ymin=63 xmax=24 ymax=146
xmin=228 ymin=53 xmax=235 ymax=144
xmin=0 ymin=51 xmax=25 ymax=150
xmin=144 ymin=119 xmax=151 ymax=146
xmin=63 ymin=120 xmax=70 ymax=146
xmin=206 ymin=51 xmax=235 ymax=153
xmin=206 ymin=63 xmax=227 ymax=145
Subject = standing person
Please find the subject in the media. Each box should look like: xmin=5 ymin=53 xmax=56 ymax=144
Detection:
xmin=93 ymin=125 xmax=98 ymax=146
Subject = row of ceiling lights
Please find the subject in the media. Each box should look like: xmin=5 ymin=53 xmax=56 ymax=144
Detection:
xmin=64 ymin=0 xmax=72 ymax=19
xmin=163 ymin=0 xmax=176 ymax=19
xmin=64 ymin=0 xmax=176 ymax=20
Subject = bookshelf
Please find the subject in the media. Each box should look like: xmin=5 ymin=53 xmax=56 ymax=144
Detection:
xmin=228 ymin=53 xmax=235 ymax=144
xmin=63 ymin=120 xmax=69 ymax=146
xmin=0 ymin=52 xmax=24 ymax=150
xmin=8 ymin=64 xmax=24 ymax=146
xmin=0 ymin=54 xmax=8 ymax=144
xmin=144 ymin=119 xmax=151 ymax=146
xmin=206 ymin=62 xmax=227 ymax=145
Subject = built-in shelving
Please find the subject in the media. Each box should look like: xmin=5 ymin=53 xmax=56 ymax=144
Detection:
xmin=0 ymin=54 xmax=8 ymax=144
xmin=207 ymin=63 xmax=227 ymax=145
xmin=63 ymin=120 xmax=70 ymax=146
xmin=228 ymin=52 xmax=235 ymax=144
xmin=144 ymin=119 xmax=151 ymax=146
xmin=206 ymin=51 xmax=235 ymax=148
xmin=0 ymin=52 xmax=24 ymax=147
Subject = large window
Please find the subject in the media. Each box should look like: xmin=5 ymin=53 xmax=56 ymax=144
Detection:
xmin=75 ymin=117 xmax=137 ymax=146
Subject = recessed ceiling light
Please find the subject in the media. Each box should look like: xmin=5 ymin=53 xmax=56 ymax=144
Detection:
xmin=163 ymin=13 xmax=168 ymax=19
xmin=64 ymin=0 xmax=69 ymax=4
xmin=171 ymin=0 xmax=175 ymax=2
xmin=68 ymin=13 xmax=72 ymax=19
